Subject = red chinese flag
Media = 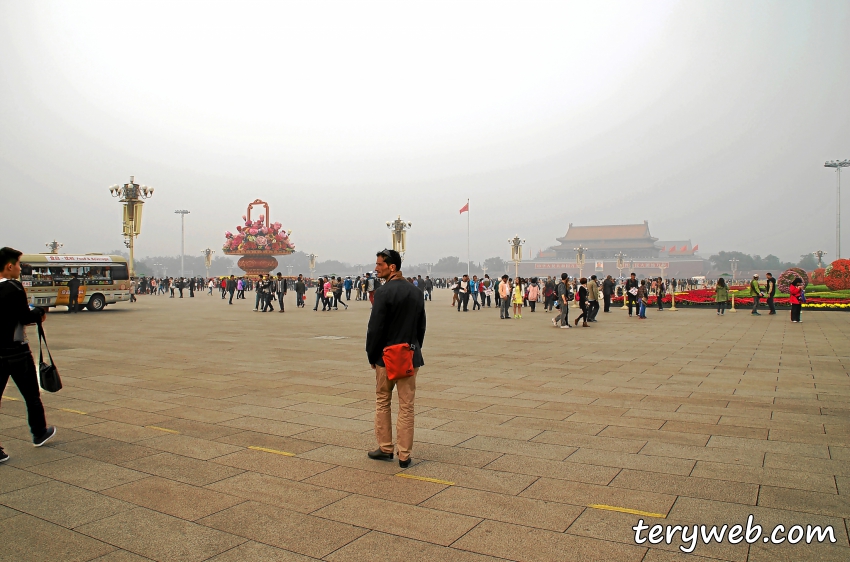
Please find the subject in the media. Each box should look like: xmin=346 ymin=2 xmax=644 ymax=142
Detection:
xmin=692 ymin=244 xmax=699 ymax=251
xmin=459 ymin=202 xmax=469 ymax=214
xmin=660 ymin=246 xmax=666 ymax=252
xmin=680 ymin=245 xmax=687 ymax=252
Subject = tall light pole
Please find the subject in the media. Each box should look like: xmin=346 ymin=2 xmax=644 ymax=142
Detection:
xmin=153 ymin=262 xmax=164 ymax=277
xmin=730 ymin=258 xmax=739 ymax=283
xmin=287 ymin=265 xmax=294 ymax=277
xmin=386 ymin=216 xmax=412 ymax=263
xmin=509 ymin=235 xmax=525 ymax=279
xmin=813 ymin=250 xmax=827 ymax=269
xmin=825 ymin=160 xmax=850 ymax=259
xmin=109 ymin=176 xmax=154 ymax=277
xmin=45 ymin=240 xmax=63 ymax=254
xmin=175 ymin=210 xmax=190 ymax=278
xmin=202 ymin=248 xmax=214 ymax=279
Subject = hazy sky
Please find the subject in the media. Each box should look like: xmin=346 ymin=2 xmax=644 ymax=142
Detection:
xmin=1 ymin=0 xmax=848 ymax=266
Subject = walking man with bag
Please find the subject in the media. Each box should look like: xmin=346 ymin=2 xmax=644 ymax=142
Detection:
xmin=0 ymin=247 xmax=57 ymax=463
xmin=552 ymin=273 xmax=571 ymax=328
xmin=366 ymin=249 xmax=426 ymax=469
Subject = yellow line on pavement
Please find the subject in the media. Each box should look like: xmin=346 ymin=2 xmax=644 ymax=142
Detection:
xmin=3 ymin=396 xmax=20 ymax=401
xmin=59 ymin=408 xmax=88 ymax=415
xmin=248 ymin=446 xmax=295 ymax=456
xmin=145 ymin=426 xmax=179 ymax=434
xmin=588 ymin=504 xmax=667 ymax=518
xmin=395 ymin=473 xmax=454 ymax=486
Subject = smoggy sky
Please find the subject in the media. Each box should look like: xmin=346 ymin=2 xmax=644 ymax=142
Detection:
xmin=1 ymin=0 xmax=848 ymax=266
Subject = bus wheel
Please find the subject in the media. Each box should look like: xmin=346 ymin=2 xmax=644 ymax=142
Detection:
xmin=87 ymin=294 xmax=106 ymax=311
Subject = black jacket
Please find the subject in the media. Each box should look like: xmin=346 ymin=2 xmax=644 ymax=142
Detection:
xmin=602 ymin=279 xmax=614 ymax=296
xmin=0 ymin=279 xmax=42 ymax=350
xmin=366 ymin=277 xmax=426 ymax=367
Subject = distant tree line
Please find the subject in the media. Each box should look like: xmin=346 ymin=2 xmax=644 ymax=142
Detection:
xmin=708 ymin=251 xmax=818 ymax=274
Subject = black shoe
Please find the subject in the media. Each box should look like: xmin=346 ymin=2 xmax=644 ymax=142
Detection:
xmin=367 ymin=449 xmax=393 ymax=461
xmin=399 ymin=458 xmax=411 ymax=468
xmin=0 ymin=448 xmax=8 ymax=463
xmin=33 ymin=426 xmax=56 ymax=447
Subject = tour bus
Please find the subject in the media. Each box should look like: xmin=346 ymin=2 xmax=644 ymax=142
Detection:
xmin=19 ymin=254 xmax=132 ymax=311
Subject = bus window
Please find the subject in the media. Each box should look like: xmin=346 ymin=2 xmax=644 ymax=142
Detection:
xmin=24 ymin=266 xmax=55 ymax=287
xmin=85 ymin=266 xmax=113 ymax=286
xmin=111 ymin=264 xmax=129 ymax=281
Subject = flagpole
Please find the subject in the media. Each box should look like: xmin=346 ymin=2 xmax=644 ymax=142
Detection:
xmin=467 ymin=198 xmax=470 ymax=276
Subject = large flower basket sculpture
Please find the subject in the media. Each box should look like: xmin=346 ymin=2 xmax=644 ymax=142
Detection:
xmin=223 ymin=199 xmax=295 ymax=276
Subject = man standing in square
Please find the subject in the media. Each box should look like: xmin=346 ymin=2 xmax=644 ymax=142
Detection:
xmin=366 ymin=249 xmax=426 ymax=468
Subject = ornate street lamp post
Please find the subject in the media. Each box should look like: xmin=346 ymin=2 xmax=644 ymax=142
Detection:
xmin=572 ymin=246 xmax=587 ymax=308
xmin=45 ymin=240 xmax=63 ymax=254
xmin=307 ymin=253 xmax=318 ymax=280
xmin=386 ymin=216 xmax=412 ymax=262
xmin=729 ymin=258 xmax=739 ymax=313
xmin=109 ymin=176 xmax=154 ymax=277
xmin=202 ymin=248 xmax=214 ymax=279
xmin=824 ymin=159 xmax=850 ymax=259
xmin=153 ymin=262 xmax=164 ymax=278
xmin=574 ymin=246 xmax=587 ymax=279
xmin=508 ymin=235 xmax=525 ymax=279
xmin=813 ymin=250 xmax=827 ymax=269
xmin=615 ymin=251 xmax=628 ymax=309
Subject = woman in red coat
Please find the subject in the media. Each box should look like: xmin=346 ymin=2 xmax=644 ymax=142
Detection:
xmin=788 ymin=278 xmax=803 ymax=323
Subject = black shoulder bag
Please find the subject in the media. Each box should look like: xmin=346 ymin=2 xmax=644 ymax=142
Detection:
xmin=37 ymin=322 xmax=62 ymax=393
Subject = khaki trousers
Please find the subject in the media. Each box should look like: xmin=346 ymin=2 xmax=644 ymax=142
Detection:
xmin=375 ymin=366 xmax=417 ymax=461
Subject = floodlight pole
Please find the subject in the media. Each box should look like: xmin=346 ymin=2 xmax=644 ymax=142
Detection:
xmin=825 ymin=160 xmax=850 ymax=259
xmin=175 ymin=210 xmax=190 ymax=277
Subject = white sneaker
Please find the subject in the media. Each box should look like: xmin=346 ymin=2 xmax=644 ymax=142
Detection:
xmin=560 ymin=325 xmax=571 ymax=329
xmin=551 ymin=318 xmax=558 ymax=327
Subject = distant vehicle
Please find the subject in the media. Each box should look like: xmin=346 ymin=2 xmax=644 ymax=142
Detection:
xmin=19 ymin=253 xmax=132 ymax=311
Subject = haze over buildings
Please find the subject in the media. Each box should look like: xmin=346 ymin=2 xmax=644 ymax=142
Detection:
xmin=1 ymin=1 xmax=848 ymax=266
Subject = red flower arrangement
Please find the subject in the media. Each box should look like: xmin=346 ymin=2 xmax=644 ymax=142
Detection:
xmin=222 ymin=199 xmax=295 ymax=256
xmin=825 ymin=259 xmax=850 ymax=291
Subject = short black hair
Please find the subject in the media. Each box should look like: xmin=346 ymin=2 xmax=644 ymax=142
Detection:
xmin=376 ymin=249 xmax=402 ymax=270
xmin=0 ymin=247 xmax=22 ymax=270
xmin=561 ymin=273 xmax=568 ymax=280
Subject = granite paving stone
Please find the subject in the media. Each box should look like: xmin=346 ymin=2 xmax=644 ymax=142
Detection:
xmin=0 ymin=514 xmax=116 ymax=561
xmin=76 ymin=506 xmax=246 ymax=562
xmin=198 ymin=500 xmax=367 ymax=559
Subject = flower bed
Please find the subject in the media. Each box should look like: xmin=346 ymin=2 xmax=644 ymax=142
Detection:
xmin=611 ymin=289 xmax=850 ymax=310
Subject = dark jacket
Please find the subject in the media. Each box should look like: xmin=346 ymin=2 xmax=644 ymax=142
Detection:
xmin=0 ymin=279 xmax=42 ymax=350
xmin=766 ymin=277 xmax=776 ymax=297
xmin=366 ymin=277 xmax=426 ymax=368
xmin=602 ymin=278 xmax=614 ymax=296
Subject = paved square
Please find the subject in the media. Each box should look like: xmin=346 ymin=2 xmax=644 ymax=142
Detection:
xmin=1 ymin=291 xmax=848 ymax=561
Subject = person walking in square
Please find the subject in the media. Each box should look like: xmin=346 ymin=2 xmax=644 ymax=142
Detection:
xmin=715 ymin=277 xmax=729 ymax=315
xmin=602 ymin=275 xmax=614 ymax=313
xmin=586 ymin=275 xmax=600 ymax=321
xmin=574 ymin=277 xmax=589 ymax=327
xmin=295 ymin=274 xmax=306 ymax=308
xmin=67 ymin=273 xmax=80 ymax=313
xmin=637 ymin=279 xmax=648 ymax=319
xmin=552 ymin=273 xmax=571 ymax=328
xmin=366 ymin=249 xmax=426 ymax=469
xmin=0 ymin=247 xmax=57 ymax=463
xmin=749 ymin=274 xmax=763 ymax=315
xmin=275 ymin=272 xmax=287 ymax=312
xmin=655 ymin=276 xmax=665 ymax=311
xmin=511 ymin=277 xmax=524 ymax=318
xmin=789 ymin=277 xmax=804 ymax=323
xmin=765 ymin=272 xmax=776 ymax=315
xmin=625 ymin=272 xmax=639 ymax=317
xmin=499 ymin=275 xmax=511 ymax=319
